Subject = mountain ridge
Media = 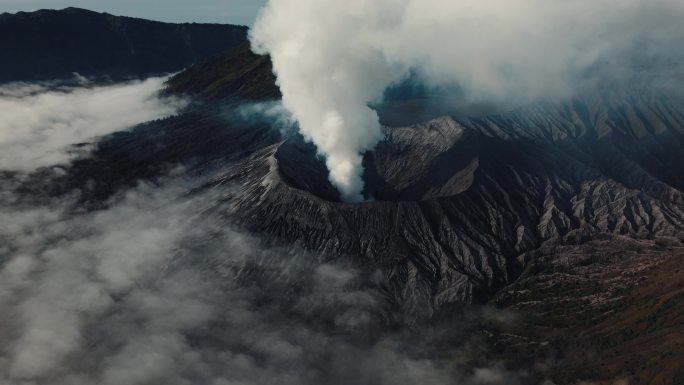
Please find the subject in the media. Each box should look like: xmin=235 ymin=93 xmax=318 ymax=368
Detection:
xmin=0 ymin=7 xmax=248 ymax=83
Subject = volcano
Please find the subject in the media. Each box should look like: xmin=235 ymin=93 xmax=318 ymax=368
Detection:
xmin=3 ymin=8 xmax=684 ymax=385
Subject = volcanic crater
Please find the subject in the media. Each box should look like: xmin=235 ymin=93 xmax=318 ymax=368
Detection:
xmin=275 ymin=116 xmax=480 ymax=203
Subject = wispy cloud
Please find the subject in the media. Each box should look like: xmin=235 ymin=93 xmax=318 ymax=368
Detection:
xmin=0 ymin=77 xmax=185 ymax=171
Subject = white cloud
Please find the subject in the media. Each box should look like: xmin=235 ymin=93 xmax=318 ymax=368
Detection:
xmin=0 ymin=77 xmax=185 ymax=171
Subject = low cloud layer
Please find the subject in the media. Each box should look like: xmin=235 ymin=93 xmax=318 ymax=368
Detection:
xmin=251 ymin=0 xmax=684 ymax=201
xmin=0 ymin=77 xmax=185 ymax=171
xmin=0 ymin=172 xmax=462 ymax=385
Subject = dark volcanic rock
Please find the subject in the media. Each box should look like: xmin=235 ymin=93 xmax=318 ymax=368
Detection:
xmin=223 ymin=92 xmax=684 ymax=319
xmin=365 ymin=117 xmax=479 ymax=201
xmin=0 ymin=7 xmax=247 ymax=83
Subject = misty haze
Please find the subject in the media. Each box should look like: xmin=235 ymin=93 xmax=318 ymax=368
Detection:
xmin=1 ymin=2 xmax=684 ymax=385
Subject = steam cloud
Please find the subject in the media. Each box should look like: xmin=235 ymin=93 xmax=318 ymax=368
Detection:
xmin=250 ymin=0 xmax=684 ymax=201
xmin=0 ymin=77 xmax=185 ymax=171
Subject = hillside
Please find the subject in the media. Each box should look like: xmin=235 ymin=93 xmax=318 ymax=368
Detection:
xmin=0 ymin=7 xmax=248 ymax=83
xmin=162 ymin=42 xmax=281 ymax=102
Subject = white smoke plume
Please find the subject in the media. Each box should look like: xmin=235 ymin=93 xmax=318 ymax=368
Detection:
xmin=0 ymin=76 xmax=185 ymax=171
xmin=250 ymin=0 xmax=684 ymax=201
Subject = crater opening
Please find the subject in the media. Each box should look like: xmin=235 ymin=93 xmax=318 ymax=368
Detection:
xmin=275 ymin=117 xmax=481 ymax=203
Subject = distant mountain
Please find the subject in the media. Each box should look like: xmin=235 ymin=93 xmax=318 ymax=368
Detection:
xmin=0 ymin=7 xmax=248 ymax=83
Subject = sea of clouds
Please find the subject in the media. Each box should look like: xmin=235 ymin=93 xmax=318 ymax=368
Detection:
xmin=0 ymin=77 xmax=185 ymax=171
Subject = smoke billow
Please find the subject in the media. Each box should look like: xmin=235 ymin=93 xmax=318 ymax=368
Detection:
xmin=0 ymin=76 xmax=185 ymax=171
xmin=250 ymin=0 xmax=684 ymax=201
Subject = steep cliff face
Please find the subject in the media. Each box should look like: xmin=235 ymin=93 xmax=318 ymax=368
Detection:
xmin=0 ymin=7 xmax=248 ymax=83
